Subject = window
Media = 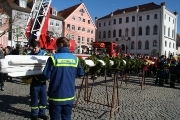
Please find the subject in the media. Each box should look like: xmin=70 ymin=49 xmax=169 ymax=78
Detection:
xmin=83 ymin=19 xmax=85 ymax=22
xmin=78 ymin=17 xmax=81 ymax=22
xmin=173 ymin=43 xmax=174 ymax=48
xmin=50 ymin=21 xmax=53 ymax=26
xmin=103 ymin=31 xmax=106 ymax=38
xmin=79 ymin=8 xmax=85 ymax=13
xmin=172 ymin=30 xmax=174 ymax=38
xmin=88 ymin=20 xmax=90 ymax=24
xmin=72 ymin=15 xmax=76 ymax=20
xmin=132 ymin=16 xmax=135 ymax=22
xmin=131 ymin=41 xmax=135 ymax=49
xmin=125 ymin=28 xmax=129 ymax=37
xmin=164 ymin=25 xmax=166 ymax=35
xmin=147 ymin=15 xmax=150 ymax=20
xmin=119 ymin=29 xmax=122 ymax=37
xmin=104 ymin=22 xmax=106 ymax=26
xmin=153 ymin=25 xmax=158 ymax=35
xmin=91 ymin=30 xmax=93 ymax=34
xmin=72 ymin=25 xmax=75 ymax=30
xmin=82 ymin=28 xmax=85 ymax=32
xmin=19 ymin=0 xmax=27 ymax=8
xmin=56 ymin=23 xmax=59 ymax=26
xmin=99 ymin=23 xmax=101 ymax=27
xmin=87 ymin=38 xmax=90 ymax=44
xmin=131 ymin=27 xmax=135 ymax=36
xmin=173 ymin=19 xmax=174 ymax=24
xmin=91 ymin=38 xmax=94 ymax=42
xmin=82 ymin=37 xmax=85 ymax=44
xmin=66 ymin=34 xmax=70 ymax=39
xmin=78 ymin=27 xmax=81 ymax=31
xmin=138 ymin=41 xmax=142 ymax=49
xmin=113 ymin=19 xmax=116 ymax=24
xmin=139 ymin=27 xmax=142 ymax=35
xmin=139 ymin=16 xmax=142 ymax=21
xmin=109 ymin=21 xmax=111 ymax=25
xmin=165 ymin=14 xmax=166 ymax=19
xmin=24 ymin=14 xmax=28 ymax=20
xmin=154 ymin=14 xmax=157 ymax=19
xmin=169 ymin=17 xmax=170 ymax=22
xmin=78 ymin=36 xmax=81 ymax=43
xmin=71 ymin=35 xmax=75 ymax=40
xmin=165 ymin=41 xmax=167 ymax=47
xmin=108 ymin=30 xmax=111 ymax=38
xmin=168 ymin=27 xmax=170 ymax=37
xmin=153 ymin=40 xmax=157 ymax=46
xmin=0 ymin=19 xmax=2 ymax=26
xmin=145 ymin=40 xmax=149 ymax=49
xmin=87 ymin=29 xmax=90 ymax=33
xmin=119 ymin=18 xmax=122 ymax=24
xmin=146 ymin=26 xmax=150 ymax=35
xmin=169 ymin=42 xmax=171 ymax=48
xmin=52 ymin=9 xmax=57 ymax=16
xmin=67 ymin=24 xmax=70 ymax=29
xmin=126 ymin=17 xmax=129 ymax=23
xmin=113 ymin=29 xmax=116 ymax=37
xmin=98 ymin=32 xmax=101 ymax=38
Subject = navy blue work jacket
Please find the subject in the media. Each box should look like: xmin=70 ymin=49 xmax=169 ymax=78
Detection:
xmin=43 ymin=47 xmax=84 ymax=105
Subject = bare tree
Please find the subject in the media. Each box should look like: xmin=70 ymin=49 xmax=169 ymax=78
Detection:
xmin=0 ymin=11 xmax=27 ymax=38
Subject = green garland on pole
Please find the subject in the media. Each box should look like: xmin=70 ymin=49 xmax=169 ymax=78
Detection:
xmin=79 ymin=56 xmax=147 ymax=74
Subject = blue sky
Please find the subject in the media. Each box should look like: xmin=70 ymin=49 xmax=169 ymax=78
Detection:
xmin=52 ymin=0 xmax=180 ymax=33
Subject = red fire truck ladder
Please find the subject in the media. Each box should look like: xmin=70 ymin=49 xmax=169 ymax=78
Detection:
xmin=24 ymin=0 xmax=52 ymax=44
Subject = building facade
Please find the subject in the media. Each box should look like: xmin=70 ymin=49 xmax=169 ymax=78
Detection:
xmin=0 ymin=9 xmax=9 ymax=47
xmin=96 ymin=2 xmax=178 ymax=57
xmin=59 ymin=3 xmax=96 ymax=53
xmin=0 ymin=0 xmax=63 ymax=47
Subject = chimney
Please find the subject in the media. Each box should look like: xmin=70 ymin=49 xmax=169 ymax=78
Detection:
xmin=161 ymin=2 xmax=166 ymax=6
xmin=136 ymin=6 xmax=139 ymax=12
xmin=174 ymin=11 xmax=178 ymax=15
xmin=111 ymin=12 xmax=113 ymax=17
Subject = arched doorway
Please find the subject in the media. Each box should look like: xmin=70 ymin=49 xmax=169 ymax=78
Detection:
xmin=151 ymin=49 xmax=157 ymax=57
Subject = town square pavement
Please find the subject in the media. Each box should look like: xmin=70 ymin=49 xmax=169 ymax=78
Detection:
xmin=0 ymin=74 xmax=180 ymax=120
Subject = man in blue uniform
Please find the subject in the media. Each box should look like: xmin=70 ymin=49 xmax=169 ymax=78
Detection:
xmin=155 ymin=55 xmax=165 ymax=86
xmin=29 ymin=41 xmax=48 ymax=120
xmin=43 ymin=37 xmax=84 ymax=120
xmin=169 ymin=56 xmax=178 ymax=88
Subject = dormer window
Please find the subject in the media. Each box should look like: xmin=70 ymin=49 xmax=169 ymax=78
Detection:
xmin=19 ymin=0 xmax=27 ymax=8
xmin=52 ymin=8 xmax=58 ymax=16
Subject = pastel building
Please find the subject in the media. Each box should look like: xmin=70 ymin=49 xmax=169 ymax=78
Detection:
xmin=0 ymin=9 xmax=9 ymax=47
xmin=59 ymin=3 xmax=96 ymax=53
xmin=96 ymin=2 xmax=178 ymax=57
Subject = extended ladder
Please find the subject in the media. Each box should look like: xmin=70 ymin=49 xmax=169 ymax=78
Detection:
xmin=24 ymin=0 xmax=52 ymax=44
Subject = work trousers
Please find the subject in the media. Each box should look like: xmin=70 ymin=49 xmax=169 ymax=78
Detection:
xmin=0 ymin=73 xmax=4 ymax=88
xmin=156 ymin=70 xmax=164 ymax=85
xmin=170 ymin=74 xmax=176 ymax=87
xmin=49 ymin=104 xmax=73 ymax=120
xmin=30 ymin=85 xmax=47 ymax=116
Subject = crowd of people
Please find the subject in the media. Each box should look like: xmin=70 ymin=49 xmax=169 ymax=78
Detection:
xmin=93 ymin=51 xmax=180 ymax=88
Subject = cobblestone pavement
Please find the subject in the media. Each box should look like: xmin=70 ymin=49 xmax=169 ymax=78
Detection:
xmin=1 ymin=75 xmax=180 ymax=120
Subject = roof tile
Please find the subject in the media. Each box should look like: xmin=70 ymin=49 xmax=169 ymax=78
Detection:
xmin=99 ymin=2 xmax=161 ymax=20
xmin=58 ymin=3 xmax=81 ymax=19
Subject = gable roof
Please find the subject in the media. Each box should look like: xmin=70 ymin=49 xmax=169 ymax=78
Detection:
xmin=58 ymin=3 xmax=81 ymax=19
xmin=58 ymin=3 xmax=96 ymax=28
xmin=99 ymin=2 xmax=161 ymax=20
